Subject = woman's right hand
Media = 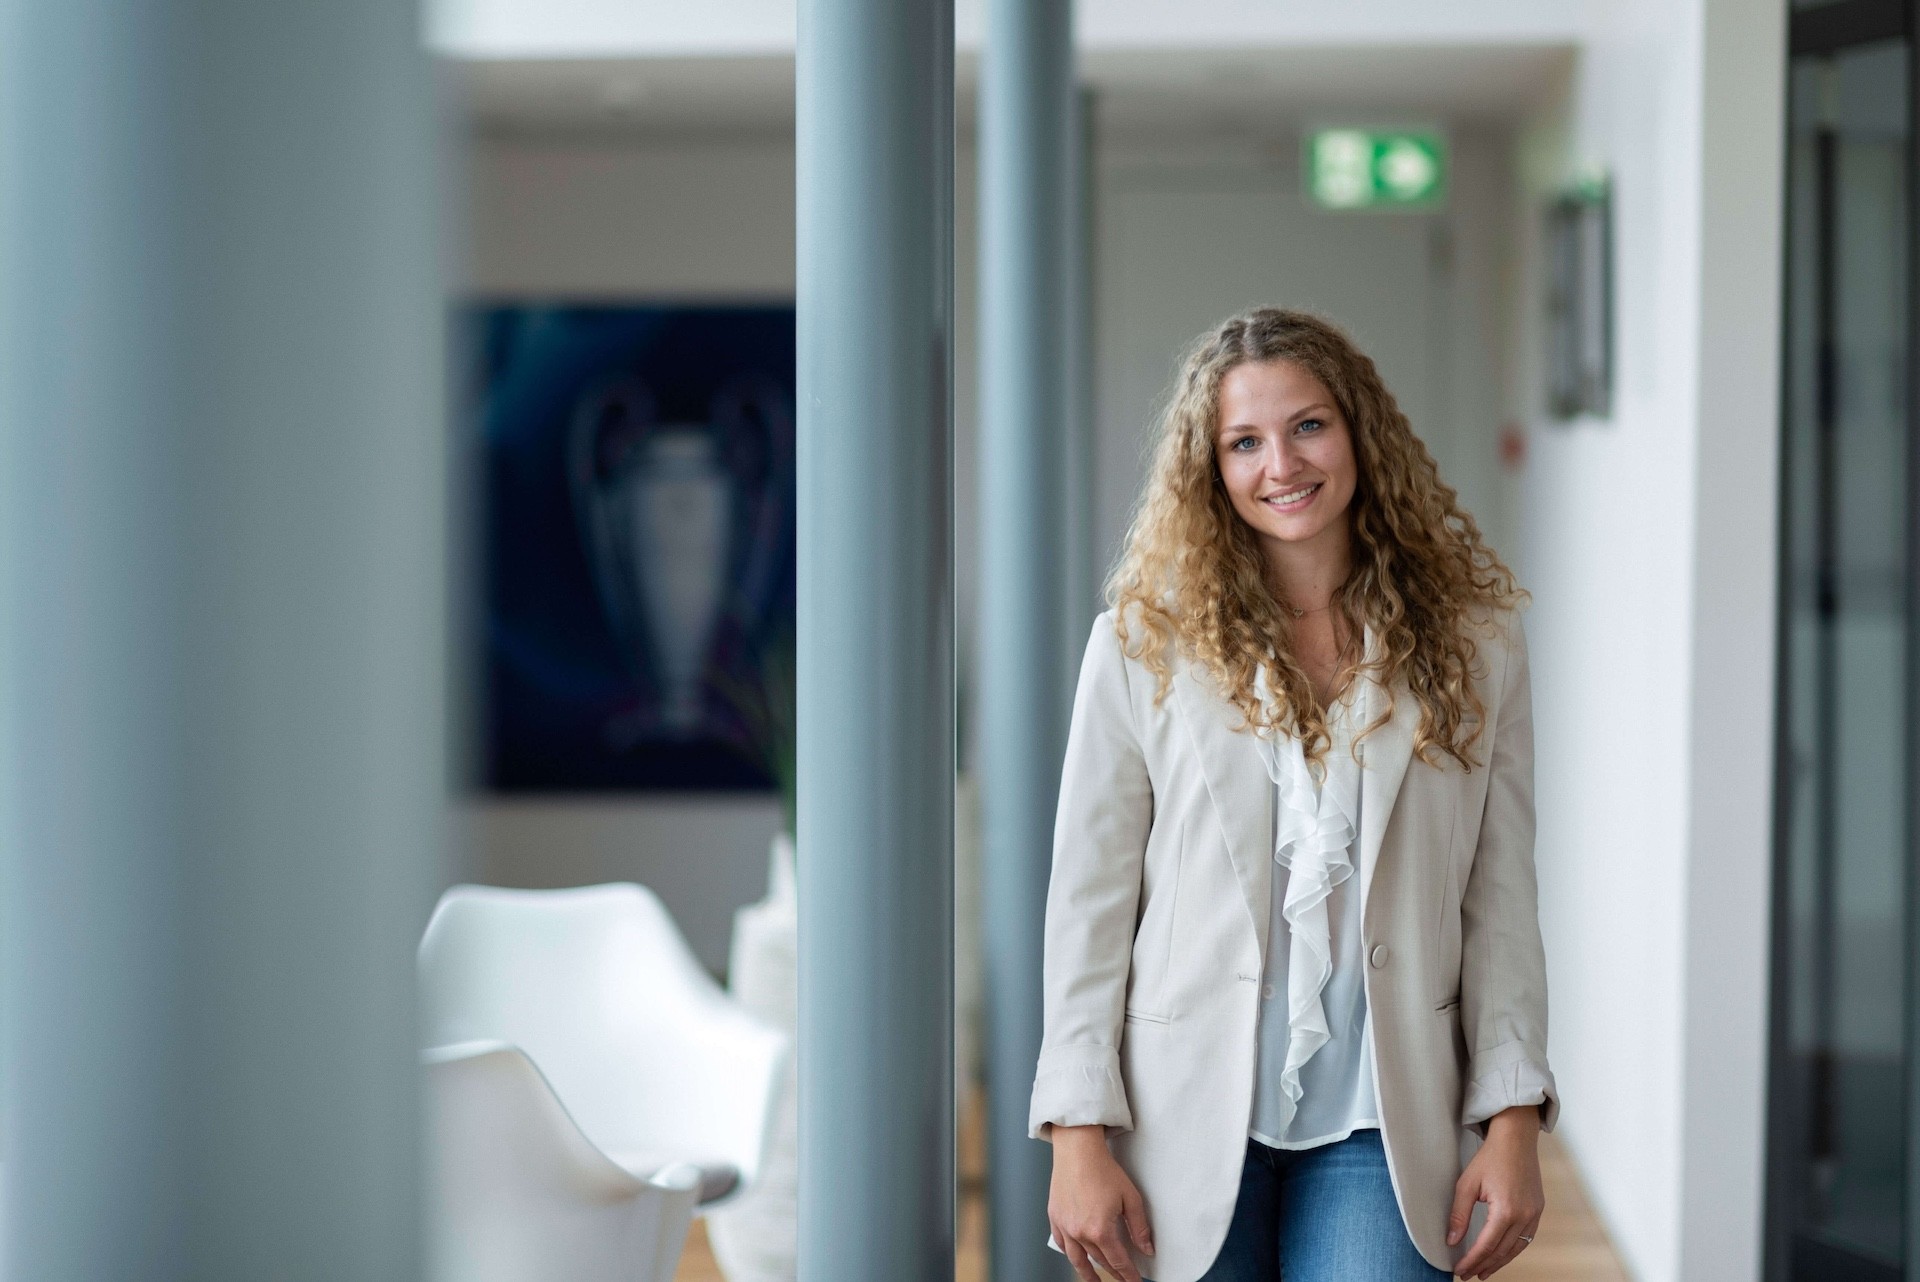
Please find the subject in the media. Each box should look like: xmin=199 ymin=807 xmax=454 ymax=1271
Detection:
xmin=1047 ymin=1124 xmax=1156 ymax=1282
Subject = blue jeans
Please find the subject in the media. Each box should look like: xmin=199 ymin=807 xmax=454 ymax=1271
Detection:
xmin=1193 ymin=1130 xmax=1449 ymax=1282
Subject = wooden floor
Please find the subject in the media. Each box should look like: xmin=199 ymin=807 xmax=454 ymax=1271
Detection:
xmin=672 ymin=1223 xmax=727 ymax=1282
xmin=677 ymin=1094 xmax=1627 ymax=1281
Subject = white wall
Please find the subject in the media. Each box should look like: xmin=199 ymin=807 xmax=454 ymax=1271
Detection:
xmin=1512 ymin=1 xmax=1784 ymax=1278
xmin=1681 ymin=0 xmax=1785 ymax=1271
xmin=466 ymin=137 xmax=794 ymax=299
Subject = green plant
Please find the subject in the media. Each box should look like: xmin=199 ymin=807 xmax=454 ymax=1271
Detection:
xmin=710 ymin=620 xmax=796 ymax=840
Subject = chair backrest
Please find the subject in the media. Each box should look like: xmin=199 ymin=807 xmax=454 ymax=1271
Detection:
xmin=418 ymin=883 xmax=784 ymax=1189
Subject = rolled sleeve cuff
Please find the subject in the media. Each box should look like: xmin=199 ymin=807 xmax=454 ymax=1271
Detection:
xmin=1460 ymin=1038 xmax=1560 ymax=1133
xmin=1028 ymin=1043 xmax=1133 ymax=1139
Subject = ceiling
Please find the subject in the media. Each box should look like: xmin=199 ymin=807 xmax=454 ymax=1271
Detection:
xmin=453 ymin=44 xmax=1575 ymax=144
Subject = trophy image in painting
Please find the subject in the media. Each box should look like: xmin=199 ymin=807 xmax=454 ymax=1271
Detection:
xmin=566 ymin=374 xmax=791 ymax=753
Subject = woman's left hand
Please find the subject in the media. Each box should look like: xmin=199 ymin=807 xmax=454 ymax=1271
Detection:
xmin=1447 ymin=1105 xmax=1545 ymax=1279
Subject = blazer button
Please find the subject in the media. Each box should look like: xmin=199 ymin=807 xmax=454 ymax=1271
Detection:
xmin=1369 ymin=944 xmax=1390 ymax=969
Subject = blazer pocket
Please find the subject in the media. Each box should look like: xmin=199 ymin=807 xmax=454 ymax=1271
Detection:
xmin=1123 ymin=1006 xmax=1173 ymax=1026
xmin=1434 ymin=995 xmax=1461 ymax=1013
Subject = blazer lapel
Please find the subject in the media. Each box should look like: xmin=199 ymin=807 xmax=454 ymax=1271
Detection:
xmin=1169 ymin=642 xmax=1423 ymax=949
xmin=1356 ymin=676 xmax=1419 ymax=917
xmin=1170 ymin=659 xmax=1274 ymax=954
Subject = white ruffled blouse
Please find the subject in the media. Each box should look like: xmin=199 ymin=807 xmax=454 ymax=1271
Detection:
xmin=1247 ymin=664 xmax=1380 ymax=1150
xmin=1246 ymin=649 xmax=1551 ymax=1147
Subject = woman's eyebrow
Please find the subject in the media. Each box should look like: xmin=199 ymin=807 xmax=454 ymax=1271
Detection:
xmin=1217 ymin=402 xmax=1336 ymax=436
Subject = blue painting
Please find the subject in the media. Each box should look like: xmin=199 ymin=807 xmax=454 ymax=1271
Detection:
xmin=469 ymin=304 xmax=795 ymax=795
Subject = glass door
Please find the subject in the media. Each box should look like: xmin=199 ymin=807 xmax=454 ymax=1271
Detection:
xmin=1770 ymin=4 xmax=1914 ymax=1279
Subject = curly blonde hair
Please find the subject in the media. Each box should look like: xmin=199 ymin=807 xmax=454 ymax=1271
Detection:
xmin=1107 ymin=307 xmax=1523 ymax=769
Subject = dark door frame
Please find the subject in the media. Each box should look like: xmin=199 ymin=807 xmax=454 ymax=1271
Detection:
xmin=1767 ymin=4 xmax=1917 ymax=1280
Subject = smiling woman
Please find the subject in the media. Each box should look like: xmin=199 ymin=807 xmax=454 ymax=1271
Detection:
xmin=1031 ymin=308 xmax=1557 ymax=1282
xmin=1213 ymin=362 xmax=1360 ymax=708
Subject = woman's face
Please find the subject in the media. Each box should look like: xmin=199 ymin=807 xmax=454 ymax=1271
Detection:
xmin=1213 ymin=359 xmax=1359 ymax=556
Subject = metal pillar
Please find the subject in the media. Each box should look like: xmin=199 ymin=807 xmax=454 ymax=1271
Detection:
xmin=794 ymin=0 xmax=956 ymax=1275
xmin=0 ymin=2 xmax=444 ymax=1278
xmin=980 ymin=0 xmax=1075 ymax=1276
xmin=1060 ymin=86 xmax=1099 ymax=712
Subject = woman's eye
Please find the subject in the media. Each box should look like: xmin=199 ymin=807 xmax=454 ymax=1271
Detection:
xmin=1296 ymin=419 xmax=1324 ymax=435
xmin=1231 ymin=436 xmax=1259 ymax=451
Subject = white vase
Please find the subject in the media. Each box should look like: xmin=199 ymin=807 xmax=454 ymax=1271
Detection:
xmin=706 ymin=832 xmax=798 ymax=1282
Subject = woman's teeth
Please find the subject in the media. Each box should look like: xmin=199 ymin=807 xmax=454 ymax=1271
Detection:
xmin=1267 ymin=484 xmax=1320 ymax=506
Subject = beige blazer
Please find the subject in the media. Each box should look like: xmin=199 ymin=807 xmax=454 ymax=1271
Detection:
xmin=1028 ymin=604 xmax=1559 ymax=1281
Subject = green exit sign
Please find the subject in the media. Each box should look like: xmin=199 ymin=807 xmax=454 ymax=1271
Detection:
xmin=1306 ymin=129 xmax=1447 ymax=210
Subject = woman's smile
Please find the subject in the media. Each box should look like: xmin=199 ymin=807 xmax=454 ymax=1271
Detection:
xmin=1262 ymin=481 xmax=1323 ymax=512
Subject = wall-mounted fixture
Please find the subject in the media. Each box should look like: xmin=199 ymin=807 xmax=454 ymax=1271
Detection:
xmin=1545 ymin=175 xmax=1613 ymax=419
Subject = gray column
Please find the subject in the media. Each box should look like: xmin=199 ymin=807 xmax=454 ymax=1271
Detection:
xmin=1059 ymin=86 xmax=1099 ymax=713
xmin=980 ymin=0 xmax=1075 ymax=1277
xmin=0 ymin=2 xmax=444 ymax=1279
xmin=794 ymin=0 xmax=956 ymax=1276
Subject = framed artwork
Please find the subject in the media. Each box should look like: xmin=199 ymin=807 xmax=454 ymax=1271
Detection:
xmin=467 ymin=303 xmax=796 ymax=798
xmin=1545 ymin=176 xmax=1613 ymax=420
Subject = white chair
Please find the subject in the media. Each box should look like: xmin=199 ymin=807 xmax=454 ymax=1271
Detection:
xmin=424 ymin=1040 xmax=701 ymax=1282
xmin=418 ymin=882 xmax=788 ymax=1274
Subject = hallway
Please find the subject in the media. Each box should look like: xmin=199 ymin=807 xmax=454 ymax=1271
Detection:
xmin=0 ymin=1 xmax=1805 ymax=1279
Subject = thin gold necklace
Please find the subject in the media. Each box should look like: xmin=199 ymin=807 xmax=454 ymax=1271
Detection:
xmin=1277 ymin=576 xmax=1349 ymax=620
